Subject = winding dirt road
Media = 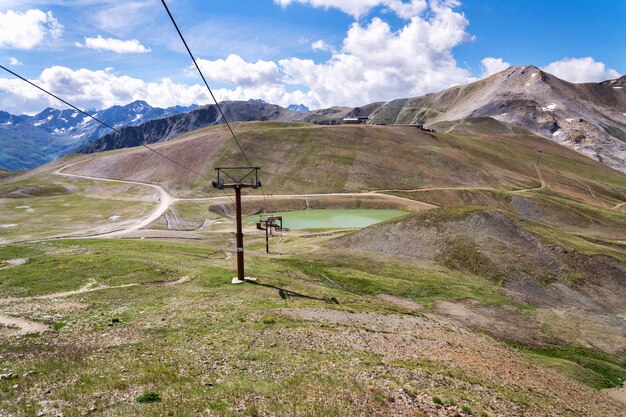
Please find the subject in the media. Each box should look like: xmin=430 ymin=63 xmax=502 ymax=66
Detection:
xmin=55 ymin=167 xmax=174 ymax=238
xmin=6 ymin=161 xmax=560 ymax=242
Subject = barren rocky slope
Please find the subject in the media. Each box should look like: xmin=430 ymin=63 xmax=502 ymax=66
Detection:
xmin=368 ymin=66 xmax=626 ymax=172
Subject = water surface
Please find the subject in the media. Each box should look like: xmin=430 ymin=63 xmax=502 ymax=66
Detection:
xmin=247 ymin=209 xmax=408 ymax=230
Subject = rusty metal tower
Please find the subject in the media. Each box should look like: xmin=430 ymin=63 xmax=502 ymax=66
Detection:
xmin=213 ymin=167 xmax=261 ymax=284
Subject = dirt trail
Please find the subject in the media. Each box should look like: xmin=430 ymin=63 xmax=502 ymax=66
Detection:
xmin=0 ymin=280 xmax=138 ymax=305
xmin=0 ymin=258 xmax=27 ymax=270
xmin=611 ymin=201 xmax=626 ymax=210
xmin=0 ymin=313 xmax=49 ymax=335
xmin=183 ymin=192 xmax=437 ymax=209
xmin=53 ymin=165 xmax=174 ymax=238
xmin=512 ymin=165 xmax=546 ymax=193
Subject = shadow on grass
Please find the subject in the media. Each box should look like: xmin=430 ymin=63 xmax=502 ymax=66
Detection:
xmin=245 ymin=279 xmax=339 ymax=305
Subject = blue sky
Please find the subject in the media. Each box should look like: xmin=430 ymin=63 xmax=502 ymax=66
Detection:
xmin=0 ymin=0 xmax=623 ymax=114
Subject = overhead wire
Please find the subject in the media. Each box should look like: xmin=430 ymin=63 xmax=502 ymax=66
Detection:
xmin=0 ymin=64 xmax=209 ymax=180
xmin=0 ymin=64 xmax=236 ymax=207
xmin=159 ymin=0 xmax=272 ymax=213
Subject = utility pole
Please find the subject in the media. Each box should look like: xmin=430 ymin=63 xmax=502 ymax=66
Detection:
xmin=213 ymin=167 xmax=261 ymax=284
xmin=256 ymin=215 xmax=283 ymax=254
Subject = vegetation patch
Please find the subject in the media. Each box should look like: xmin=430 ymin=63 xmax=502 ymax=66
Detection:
xmin=510 ymin=342 xmax=626 ymax=389
xmin=136 ymin=391 xmax=161 ymax=403
xmin=436 ymin=237 xmax=503 ymax=283
xmin=277 ymin=253 xmax=513 ymax=309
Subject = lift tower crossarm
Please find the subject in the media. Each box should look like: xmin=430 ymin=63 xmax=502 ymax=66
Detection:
xmin=212 ymin=167 xmax=262 ymax=284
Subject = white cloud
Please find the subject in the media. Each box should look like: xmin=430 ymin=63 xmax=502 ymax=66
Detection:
xmin=311 ymin=39 xmax=333 ymax=52
xmin=9 ymin=57 xmax=23 ymax=66
xmin=0 ymin=9 xmax=63 ymax=50
xmin=283 ymin=2 xmax=471 ymax=107
xmin=182 ymin=1 xmax=473 ymax=109
xmin=192 ymin=54 xmax=281 ymax=87
xmin=0 ymin=0 xmax=472 ymax=113
xmin=274 ymin=0 xmax=428 ymax=19
xmin=76 ymin=35 xmax=151 ymax=54
xmin=0 ymin=66 xmax=212 ymax=115
xmin=542 ymin=57 xmax=621 ymax=83
xmin=480 ymin=57 xmax=510 ymax=78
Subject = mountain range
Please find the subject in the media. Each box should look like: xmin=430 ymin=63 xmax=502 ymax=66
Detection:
xmin=0 ymin=101 xmax=197 ymax=170
xmin=1 ymin=65 xmax=625 ymax=173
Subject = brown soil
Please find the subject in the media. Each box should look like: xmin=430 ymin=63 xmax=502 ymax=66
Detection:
xmin=376 ymin=294 xmax=425 ymax=311
xmin=276 ymin=307 xmax=625 ymax=416
xmin=434 ymin=299 xmax=556 ymax=346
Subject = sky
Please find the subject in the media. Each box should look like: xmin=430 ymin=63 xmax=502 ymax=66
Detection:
xmin=0 ymin=0 xmax=624 ymax=115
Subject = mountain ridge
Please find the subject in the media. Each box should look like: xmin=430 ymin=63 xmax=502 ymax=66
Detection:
xmin=0 ymin=101 xmax=198 ymax=170
xmin=368 ymin=65 xmax=626 ymax=172
xmin=2 ymin=65 xmax=625 ymax=172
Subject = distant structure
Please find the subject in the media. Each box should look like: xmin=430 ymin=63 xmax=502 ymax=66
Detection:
xmin=343 ymin=116 xmax=369 ymax=124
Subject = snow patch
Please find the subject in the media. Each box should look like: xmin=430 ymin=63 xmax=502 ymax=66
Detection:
xmin=131 ymin=114 xmax=143 ymax=123
xmin=542 ymin=103 xmax=557 ymax=112
xmin=109 ymin=215 xmax=121 ymax=221
xmin=565 ymin=118 xmax=575 ymax=123
xmin=499 ymin=112 xmax=508 ymax=117
xmin=2 ymin=121 xmax=11 ymax=125
xmin=80 ymin=116 xmax=91 ymax=125
xmin=71 ymin=112 xmax=78 ymax=118
xmin=46 ymin=115 xmax=53 ymax=121
xmin=0 ymin=224 xmax=18 ymax=228
xmin=613 ymin=86 xmax=623 ymax=89
xmin=525 ymin=83 xmax=530 ymax=86
xmin=531 ymin=73 xmax=538 ymax=78
xmin=623 ymin=113 xmax=626 ymax=117
xmin=34 ymin=120 xmax=45 ymax=127
xmin=552 ymin=130 xmax=563 ymax=137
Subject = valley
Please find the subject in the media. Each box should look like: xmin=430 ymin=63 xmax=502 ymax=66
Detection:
xmin=1 ymin=120 xmax=625 ymax=415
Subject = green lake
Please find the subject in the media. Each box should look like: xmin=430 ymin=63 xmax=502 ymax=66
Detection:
xmin=247 ymin=209 xmax=408 ymax=230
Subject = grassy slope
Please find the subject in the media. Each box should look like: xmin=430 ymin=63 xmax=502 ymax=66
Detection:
xmin=60 ymin=122 xmax=626 ymax=203
xmin=1 ymin=239 xmax=624 ymax=417
xmin=0 ymin=175 xmax=157 ymax=241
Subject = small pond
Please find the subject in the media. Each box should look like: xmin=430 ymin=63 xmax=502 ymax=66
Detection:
xmin=247 ymin=209 xmax=408 ymax=230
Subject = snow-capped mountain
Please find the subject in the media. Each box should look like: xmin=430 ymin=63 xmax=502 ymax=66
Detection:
xmin=0 ymin=101 xmax=198 ymax=170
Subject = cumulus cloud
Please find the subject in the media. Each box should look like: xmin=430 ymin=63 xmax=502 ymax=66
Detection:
xmin=0 ymin=66 xmax=212 ymax=115
xmin=0 ymin=9 xmax=63 ymax=49
xmin=192 ymin=55 xmax=281 ymax=87
xmin=9 ymin=57 xmax=23 ymax=66
xmin=76 ymin=35 xmax=151 ymax=54
xmin=480 ymin=57 xmax=510 ymax=78
xmin=194 ymin=1 xmax=473 ymax=108
xmin=311 ymin=39 xmax=333 ymax=52
xmin=542 ymin=57 xmax=621 ymax=83
xmin=274 ymin=0 xmax=428 ymax=19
